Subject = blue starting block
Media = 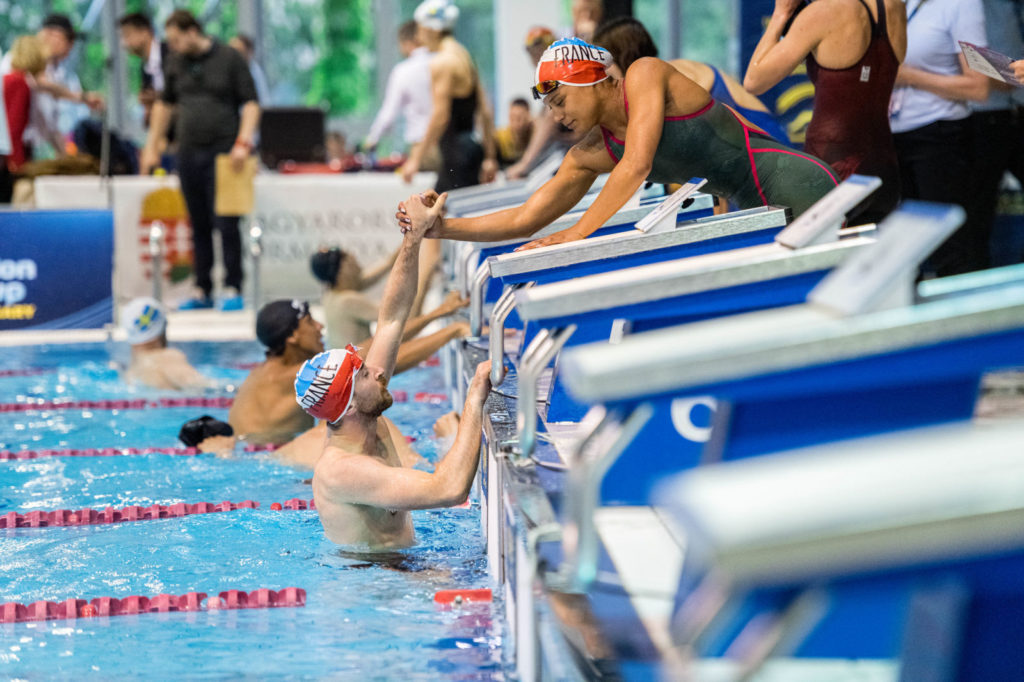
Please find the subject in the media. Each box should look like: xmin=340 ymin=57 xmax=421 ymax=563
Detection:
xmin=654 ymin=421 xmax=1024 ymax=679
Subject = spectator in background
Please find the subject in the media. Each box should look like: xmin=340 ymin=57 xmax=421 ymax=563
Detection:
xmin=571 ymin=0 xmax=604 ymax=42
xmin=495 ymin=97 xmax=533 ymax=167
xmin=400 ymin=0 xmax=498 ymax=189
xmin=596 ymin=18 xmax=790 ymax=144
xmin=890 ymin=0 xmax=989 ymax=277
xmin=326 ymin=130 xmax=348 ymax=164
xmin=505 ymin=26 xmax=583 ymax=179
xmin=966 ymin=0 xmax=1024 ymax=271
xmin=363 ymin=20 xmax=434 ymax=166
xmin=229 ymin=34 xmax=272 ymax=106
xmin=1 ymin=14 xmax=103 ymax=158
xmin=744 ymin=0 xmax=907 ymax=224
xmin=140 ymin=10 xmax=260 ymax=312
xmin=1 ymin=36 xmax=47 ymax=202
xmin=118 ymin=12 xmax=168 ymax=130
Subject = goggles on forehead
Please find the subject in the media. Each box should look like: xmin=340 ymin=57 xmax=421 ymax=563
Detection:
xmin=531 ymin=80 xmax=560 ymax=100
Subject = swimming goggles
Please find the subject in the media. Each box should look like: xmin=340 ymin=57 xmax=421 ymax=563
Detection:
xmin=531 ymin=80 xmax=559 ymax=100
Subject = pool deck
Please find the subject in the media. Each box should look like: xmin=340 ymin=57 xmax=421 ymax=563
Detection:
xmin=0 ymin=306 xmax=328 ymax=347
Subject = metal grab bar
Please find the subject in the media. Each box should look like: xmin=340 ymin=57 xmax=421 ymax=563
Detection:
xmin=489 ymin=283 xmax=532 ymax=386
xmin=148 ymin=220 xmax=165 ymax=302
xmin=515 ymin=325 xmax=577 ymax=460
xmin=560 ymin=403 xmax=654 ymax=593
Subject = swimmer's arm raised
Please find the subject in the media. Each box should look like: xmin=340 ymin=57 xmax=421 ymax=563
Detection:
xmin=438 ymin=150 xmax=602 ymax=241
xmin=365 ymin=196 xmax=445 ymax=376
xmin=358 ymin=247 xmax=401 ymax=290
xmin=744 ymin=0 xmax=826 ymax=95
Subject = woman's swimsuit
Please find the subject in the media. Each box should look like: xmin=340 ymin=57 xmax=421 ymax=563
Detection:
xmin=805 ymin=0 xmax=900 ymax=223
xmin=599 ymin=95 xmax=838 ymax=219
xmin=706 ymin=65 xmax=791 ymax=145
xmin=435 ymin=85 xmax=484 ymax=193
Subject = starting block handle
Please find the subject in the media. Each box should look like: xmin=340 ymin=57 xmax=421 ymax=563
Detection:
xmin=634 ymin=178 xmax=708 ymax=234
xmin=809 ymin=200 xmax=966 ymax=316
xmin=775 ymin=174 xmax=882 ymax=250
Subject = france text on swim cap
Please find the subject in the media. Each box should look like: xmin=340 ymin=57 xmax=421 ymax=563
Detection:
xmin=550 ymin=43 xmax=607 ymax=66
xmin=299 ymin=361 xmax=341 ymax=409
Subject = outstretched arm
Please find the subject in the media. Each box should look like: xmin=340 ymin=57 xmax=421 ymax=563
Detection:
xmin=396 ymin=143 xmax=607 ymax=242
xmin=364 ymin=193 xmax=449 ymax=377
xmin=319 ymin=361 xmax=490 ymax=510
xmin=358 ymin=247 xmax=401 ymax=290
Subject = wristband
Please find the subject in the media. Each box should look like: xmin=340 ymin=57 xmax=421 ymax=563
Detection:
xmin=234 ymin=138 xmax=253 ymax=151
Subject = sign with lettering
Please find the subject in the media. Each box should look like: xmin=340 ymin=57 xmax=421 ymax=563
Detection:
xmin=0 ymin=210 xmax=113 ymax=330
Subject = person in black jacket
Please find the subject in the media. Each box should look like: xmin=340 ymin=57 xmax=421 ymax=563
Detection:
xmin=139 ymin=10 xmax=260 ymax=312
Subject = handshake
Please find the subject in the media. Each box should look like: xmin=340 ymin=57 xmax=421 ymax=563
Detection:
xmin=395 ymin=190 xmax=448 ymax=239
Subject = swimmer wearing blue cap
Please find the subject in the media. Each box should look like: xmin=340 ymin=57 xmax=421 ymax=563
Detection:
xmin=307 ymin=192 xmax=492 ymax=550
xmin=121 ymin=297 xmax=216 ymax=391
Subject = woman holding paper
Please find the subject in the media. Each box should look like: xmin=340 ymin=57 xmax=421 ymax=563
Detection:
xmin=396 ymin=38 xmax=838 ymax=251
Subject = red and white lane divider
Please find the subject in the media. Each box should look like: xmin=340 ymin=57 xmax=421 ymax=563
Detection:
xmin=0 ymin=442 xmax=280 ymax=461
xmin=0 ymin=391 xmax=453 ymax=414
xmin=0 ymin=498 xmax=316 ymax=529
xmin=0 ymin=368 xmax=52 ymax=378
xmin=0 ymin=397 xmax=235 ymax=413
xmin=0 ymin=588 xmax=306 ymax=623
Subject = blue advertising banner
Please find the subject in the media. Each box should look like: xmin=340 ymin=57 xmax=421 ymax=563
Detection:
xmin=0 ymin=210 xmax=114 ymax=331
xmin=740 ymin=0 xmax=815 ymax=146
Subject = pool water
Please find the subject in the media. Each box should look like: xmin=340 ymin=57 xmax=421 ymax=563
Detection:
xmin=0 ymin=342 xmax=506 ymax=679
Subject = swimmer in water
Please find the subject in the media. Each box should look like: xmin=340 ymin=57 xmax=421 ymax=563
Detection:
xmin=310 ymin=246 xmax=471 ymax=364
xmin=121 ymin=297 xmax=217 ymax=391
xmin=307 ymin=192 xmax=492 ymax=551
xmin=396 ymin=38 xmax=839 ymax=250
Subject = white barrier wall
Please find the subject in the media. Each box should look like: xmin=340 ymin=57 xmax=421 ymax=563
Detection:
xmin=33 ymin=171 xmax=435 ymax=305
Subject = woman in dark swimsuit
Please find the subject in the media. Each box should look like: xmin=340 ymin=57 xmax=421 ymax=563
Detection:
xmin=745 ymin=0 xmax=908 ymax=223
xmin=396 ymin=37 xmax=838 ymax=250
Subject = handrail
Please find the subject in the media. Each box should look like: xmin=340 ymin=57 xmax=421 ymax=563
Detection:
xmin=560 ymin=404 xmax=655 ymax=592
xmin=489 ymin=284 xmax=531 ymax=386
xmin=515 ymin=326 xmax=577 ymax=460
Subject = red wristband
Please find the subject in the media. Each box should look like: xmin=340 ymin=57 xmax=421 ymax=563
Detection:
xmin=234 ymin=138 xmax=252 ymax=150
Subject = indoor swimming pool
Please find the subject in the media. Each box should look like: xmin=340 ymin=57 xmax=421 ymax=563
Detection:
xmin=0 ymin=342 xmax=505 ymax=679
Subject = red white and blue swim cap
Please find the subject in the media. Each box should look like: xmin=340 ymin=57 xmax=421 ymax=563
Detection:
xmin=294 ymin=345 xmax=363 ymax=424
xmin=534 ymin=37 xmax=614 ymax=96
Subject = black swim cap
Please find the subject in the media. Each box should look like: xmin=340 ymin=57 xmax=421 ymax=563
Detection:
xmin=310 ymin=248 xmax=344 ymax=286
xmin=256 ymin=299 xmax=310 ymax=353
xmin=178 ymin=415 xmax=234 ymax=447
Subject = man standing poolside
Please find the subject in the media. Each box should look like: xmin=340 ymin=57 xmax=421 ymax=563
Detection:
xmin=302 ymin=192 xmax=491 ymax=549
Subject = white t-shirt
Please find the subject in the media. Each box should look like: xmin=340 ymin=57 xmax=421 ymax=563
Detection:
xmin=144 ymin=38 xmax=165 ymax=93
xmin=0 ymin=48 xmax=10 ymax=156
xmin=890 ymin=0 xmax=988 ymax=134
xmin=365 ymin=47 xmax=433 ymax=148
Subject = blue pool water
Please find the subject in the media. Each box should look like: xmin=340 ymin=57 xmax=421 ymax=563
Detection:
xmin=0 ymin=342 xmax=505 ymax=679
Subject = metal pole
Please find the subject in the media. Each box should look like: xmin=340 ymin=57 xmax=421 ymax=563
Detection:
xmin=149 ymin=220 xmax=165 ymax=302
xmin=249 ymin=218 xmax=264 ymax=313
xmin=100 ymin=0 xmax=129 ymax=135
xmin=667 ymin=0 xmax=682 ymax=60
xmin=236 ymin=0 xmax=266 ymax=64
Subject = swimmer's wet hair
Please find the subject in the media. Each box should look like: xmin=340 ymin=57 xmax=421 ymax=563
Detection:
xmin=592 ymin=17 xmax=658 ymax=72
xmin=310 ymin=247 xmax=345 ymax=286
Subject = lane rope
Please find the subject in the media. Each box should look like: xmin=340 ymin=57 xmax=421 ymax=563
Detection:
xmin=0 ymin=442 xmax=280 ymax=461
xmin=0 ymin=498 xmax=316 ymax=528
xmin=0 ymin=588 xmax=306 ymax=623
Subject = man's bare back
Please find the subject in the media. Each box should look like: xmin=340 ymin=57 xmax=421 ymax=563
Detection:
xmin=229 ymin=359 xmax=315 ymax=444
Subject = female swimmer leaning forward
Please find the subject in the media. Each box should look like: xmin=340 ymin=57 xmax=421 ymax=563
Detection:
xmin=396 ymin=37 xmax=838 ymax=251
